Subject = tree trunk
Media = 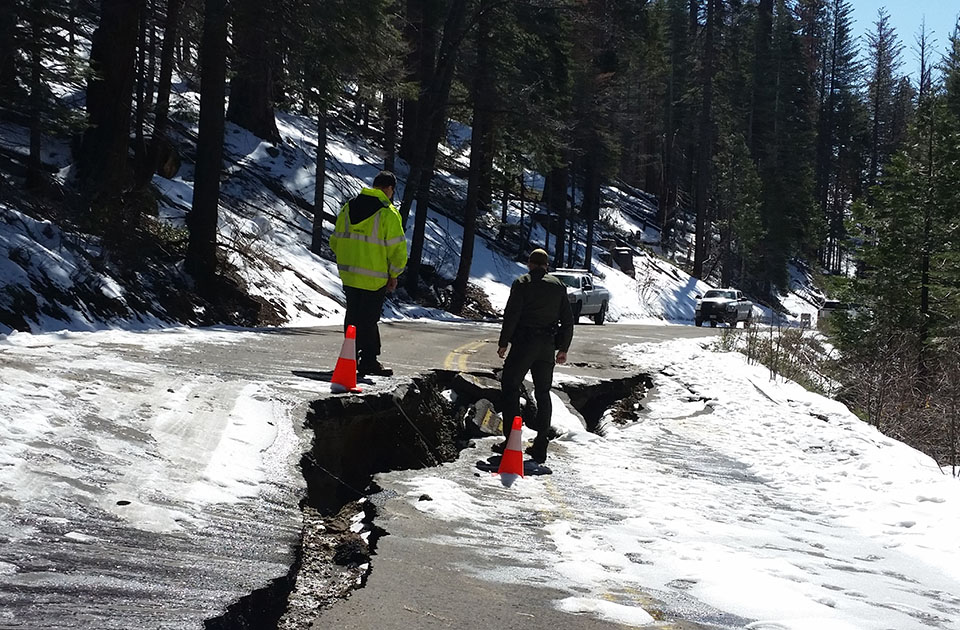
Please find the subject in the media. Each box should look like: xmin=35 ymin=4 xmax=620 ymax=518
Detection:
xmin=25 ymin=0 xmax=43 ymax=190
xmin=516 ymin=171 xmax=525 ymax=259
xmin=399 ymin=0 xmax=431 ymax=160
xmin=451 ymin=0 xmax=492 ymax=314
xmin=478 ymin=124 xmax=494 ymax=214
xmin=145 ymin=0 xmax=156 ymax=111
xmin=77 ymin=0 xmax=144 ymax=205
xmin=547 ymin=166 xmax=568 ymax=268
xmin=499 ymin=184 xmax=508 ymax=239
xmin=568 ymin=164 xmax=578 ymax=267
xmin=692 ymin=0 xmax=717 ymax=280
xmin=383 ymin=94 xmax=398 ymax=171
xmin=583 ymin=155 xmax=600 ymax=271
xmin=403 ymin=0 xmax=468 ymax=296
xmin=134 ymin=6 xmax=148 ymax=178
xmin=398 ymin=0 xmax=446 ymax=226
xmin=226 ymin=0 xmax=280 ymax=142
xmin=311 ymin=110 xmax=329 ymax=254
xmin=750 ymin=0 xmax=774 ymax=157
xmin=143 ymin=0 xmax=182 ymax=184
xmin=185 ymin=0 xmax=228 ymax=281
xmin=0 ymin=0 xmax=19 ymax=94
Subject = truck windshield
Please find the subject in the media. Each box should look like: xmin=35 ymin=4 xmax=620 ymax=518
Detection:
xmin=703 ymin=290 xmax=736 ymax=300
xmin=555 ymin=275 xmax=580 ymax=288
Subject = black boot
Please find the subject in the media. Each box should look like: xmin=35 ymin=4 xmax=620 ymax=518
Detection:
xmin=525 ymin=440 xmax=548 ymax=464
xmin=358 ymin=361 xmax=393 ymax=377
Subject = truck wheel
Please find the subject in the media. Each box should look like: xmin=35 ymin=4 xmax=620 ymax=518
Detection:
xmin=695 ymin=318 xmax=703 ymax=327
xmin=593 ymin=302 xmax=607 ymax=325
xmin=572 ymin=302 xmax=582 ymax=322
xmin=743 ymin=316 xmax=752 ymax=328
xmin=710 ymin=320 xmax=717 ymax=328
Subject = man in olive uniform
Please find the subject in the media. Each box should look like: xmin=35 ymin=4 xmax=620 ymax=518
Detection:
xmin=496 ymin=248 xmax=574 ymax=463
xmin=329 ymin=171 xmax=407 ymax=377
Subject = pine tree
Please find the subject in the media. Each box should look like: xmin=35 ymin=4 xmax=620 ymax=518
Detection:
xmin=692 ymin=0 xmax=720 ymax=280
xmin=856 ymin=95 xmax=960 ymax=343
xmin=864 ymin=7 xmax=904 ymax=194
xmin=144 ymin=0 xmax=185 ymax=183
xmin=0 ymin=0 xmax=22 ymax=100
xmin=76 ymin=0 xmax=145 ymax=225
xmin=944 ymin=20 xmax=960 ymax=120
xmin=711 ymin=0 xmax=756 ymax=285
xmin=185 ymin=0 xmax=228 ymax=281
xmin=745 ymin=0 xmax=817 ymax=294
xmin=285 ymin=0 xmax=402 ymax=252
xmin=451 ymin=0 xmax=495 ymax=314
xmin=634 ymin=0 xmax=670 ymax=196
xmin=659 ymin=0 xmax=695 ymax=244
xmin=402 ymin=0 xmax=469 ymax=296
xmin=814 ymin=0 xmax=861 ymax=274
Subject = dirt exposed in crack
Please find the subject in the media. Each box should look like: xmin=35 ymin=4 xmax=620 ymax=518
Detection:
xmin=273 ymin=372 xmax=474 ymax=629
xmin=558 ymin=374 xmax=654 ymax=432
xmin=276 ymin=501 xmax=385 ymax=630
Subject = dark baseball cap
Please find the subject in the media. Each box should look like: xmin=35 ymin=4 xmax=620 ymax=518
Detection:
xmin=528 ymin=248 xmax=549 ymax=266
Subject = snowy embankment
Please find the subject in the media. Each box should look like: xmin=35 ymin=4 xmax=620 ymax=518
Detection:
xmin=2 ymin=92 xmax=823 ymax=336
xmin=387 ymin=338 xmax=960 ymax=630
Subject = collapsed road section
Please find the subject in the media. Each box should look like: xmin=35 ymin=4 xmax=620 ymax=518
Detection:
xmin=205 ymin=369 xmax=653 ymax=630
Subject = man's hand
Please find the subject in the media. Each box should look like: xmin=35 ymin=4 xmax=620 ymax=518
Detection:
xmin=386 ymin=277 xmax=398 ymax=292
xmin=556 ymin=351 xmax=567 ymax=365
xmin=498 ymin=346 xmax=508 ymax=359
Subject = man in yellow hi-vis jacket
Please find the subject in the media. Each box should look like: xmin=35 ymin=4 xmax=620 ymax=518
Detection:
xmin=329 ymin=171 xmax=408 ymax=377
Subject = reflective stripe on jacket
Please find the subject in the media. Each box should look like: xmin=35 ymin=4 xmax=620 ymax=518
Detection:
xmin=329 ymin=188 xmax=408 ymax=290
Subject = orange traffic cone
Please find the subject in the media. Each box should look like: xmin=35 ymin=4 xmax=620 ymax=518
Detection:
xmin=497 ymin=416 xmax=524 ymax=478
xmin=331 ymin=325 xmax=362 ymax=393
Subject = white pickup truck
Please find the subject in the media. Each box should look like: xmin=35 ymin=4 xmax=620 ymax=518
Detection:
xmin=695 ymin=288 xmax=754 ymax=327
xmin=551 ymin=269 xmax=611 ymax=325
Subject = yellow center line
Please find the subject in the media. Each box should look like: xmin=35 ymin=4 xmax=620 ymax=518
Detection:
xmin=443 ymin=339 xmax=488 ymax=371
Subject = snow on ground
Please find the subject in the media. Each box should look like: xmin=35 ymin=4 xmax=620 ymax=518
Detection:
xmin=0 ymin=203 xmax=173 ymax=335
xmin=387 ymin=338 xmax=960 ymax=629
xmin=0 ymin=327 xmax=305 ymax=532
xmin=2 ymin=89 xmax=822 ymax=336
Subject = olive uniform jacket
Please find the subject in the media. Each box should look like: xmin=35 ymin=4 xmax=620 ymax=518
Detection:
xmin=498 ymin=268 xmax=574 ymax=352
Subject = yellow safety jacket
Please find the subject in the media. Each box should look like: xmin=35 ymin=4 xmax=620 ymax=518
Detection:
xmin=329 ymin=188 xmax=408 ymax=290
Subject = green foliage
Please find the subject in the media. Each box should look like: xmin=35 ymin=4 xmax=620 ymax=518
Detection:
xmin=492 ymin=1 xmax=576 ymax=173
xmin=854 ymin=95 xmax=960 ymax=339
xmin=0 ymin=1 xmax=90 ymax=141
xmin=713 ymin=130 xmax=762 ymax=286
xmin=285 ymin=0 xmax=405 ymax=112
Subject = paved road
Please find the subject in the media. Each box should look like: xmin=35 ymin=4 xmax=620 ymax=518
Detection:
xmin=380 ymin=320 xmax=717 ymax=380
xmin=308 ymin=321 xmax=722 ymax=630
xmin=0 ymin=321 xmax=715 ymax=629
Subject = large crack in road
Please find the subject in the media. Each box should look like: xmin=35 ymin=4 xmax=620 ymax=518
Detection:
xmin=205 ymin=369 xmax=654 ymax=629
xmin=0 ymin=323 xmax=717 ymax=629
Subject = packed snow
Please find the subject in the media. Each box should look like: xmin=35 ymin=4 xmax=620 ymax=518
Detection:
xmin=388 ymin=338 xmax=960 ymax=629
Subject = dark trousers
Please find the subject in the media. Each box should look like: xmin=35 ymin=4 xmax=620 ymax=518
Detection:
xmin=500 ymin=335 xmax=556 ymax=449
xmin=343 ymin=285 xmax=388 ymax=368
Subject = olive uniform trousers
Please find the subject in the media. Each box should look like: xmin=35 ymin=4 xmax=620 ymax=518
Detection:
xmin=500 ymin=330 xmax=556 ymax=451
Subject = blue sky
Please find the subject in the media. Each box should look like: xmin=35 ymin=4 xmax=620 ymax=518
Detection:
xmin=849 ymin=0 xmax=959 ymax=68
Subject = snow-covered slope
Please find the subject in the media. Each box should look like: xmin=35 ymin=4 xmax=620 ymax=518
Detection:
xmin=1 ymin=92 xmax=822 ymax=335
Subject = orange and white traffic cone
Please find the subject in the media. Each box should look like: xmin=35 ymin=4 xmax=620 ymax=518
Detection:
xmin=497 ymin=416 xmax=524 ymax=478
xmin=331 ymin=325 xmax=362 ymax=393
